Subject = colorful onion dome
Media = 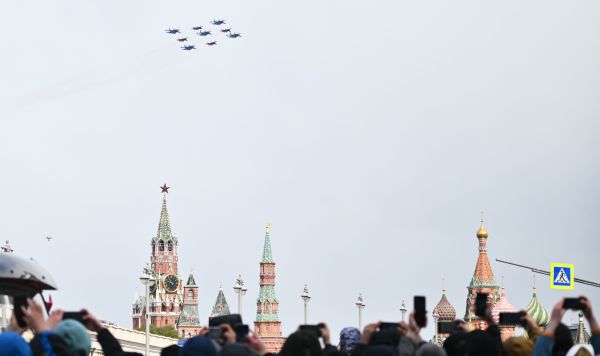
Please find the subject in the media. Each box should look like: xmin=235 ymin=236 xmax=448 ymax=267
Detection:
xmin=525 ymin=287 xmax=549 ymax=327
xmin=433 ymin=291 xmax=457 ymax=321
xmin=476 ymin=219 xmax=489 ymax=239
xmin=491 ymin=288 xmax=518 ymax=323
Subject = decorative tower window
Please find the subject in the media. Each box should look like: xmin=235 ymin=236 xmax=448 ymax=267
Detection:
xmin=159 ymin=241 xmax=165 ymax=251
xmin=168 ymin=240 xmax=173 ymax=252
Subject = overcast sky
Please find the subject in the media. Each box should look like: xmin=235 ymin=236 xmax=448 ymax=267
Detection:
xmin=1 ymin=0 xmax=599 ymax=342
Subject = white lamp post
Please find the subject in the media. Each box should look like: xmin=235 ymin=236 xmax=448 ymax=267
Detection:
xmin=433 ymin=311 xmax=440 ymax=345
xmin=400 ymin=300 xmax=408 ymax=322
xmin=301 ymin=285 xmax=311 ymax=324
xmin=140 ymin=268 xmax=155 ymax=356
xmin=233 ymin=274 xmax=247 ymax=315
xmin=355 ymin=294 xmax=366 ymax=330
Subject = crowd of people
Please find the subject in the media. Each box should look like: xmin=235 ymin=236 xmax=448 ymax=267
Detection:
xmin=1 ymin=295 xmax=598 ymax=356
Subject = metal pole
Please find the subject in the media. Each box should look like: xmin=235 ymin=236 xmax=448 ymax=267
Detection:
xmin=145 ymin=282 xmax=150 ymax=356
xmin=303 ymin=299 xmax=308 ymax=324
xmin=238 ymin=291 xmax=242 ymax=315
xmin=496 ymin=259 xmax=600 ymax=288
xmin=358 ymin=307 xmax=363 ymax=330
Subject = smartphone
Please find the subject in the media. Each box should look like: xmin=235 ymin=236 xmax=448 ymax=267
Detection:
xmin=475 ymin=293 xmax=488 ymax=318
xmin=299 ymin=324 xmax=322 ymax=337
xmin=12 ymin=297 xmax=28 ymax=328
xmin=63 ymin=311 xmax=87 ymax=324
xmin=414 ymin=296 xmax=426 ymax=328
xmin=563 ymin=298 xmax=583 ymax=310
xmin=379 ymin=322 xmax=400 ymax=331
xmin=234 ymin=324 xmax=249 ymax=343
xmin=437 ymin=322 xmax=456 ymax=334
xmin=499 ymin=311 xmax=526 ymax=326
xmin=209 ymin=314 xmax=242 ymax=327
xmin=206 ymin=326 xmax=223 ymax=340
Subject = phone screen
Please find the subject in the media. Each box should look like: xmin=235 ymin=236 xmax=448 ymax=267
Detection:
xmin=563 ymin=298 xmax=583 ymax=310
xmin=414 ymin=296 xmax=426 ymax=328
xmin=475 ymin=293 xmax=488 ymax=318
xmin=379 ymin=322 xmax=400 ymax=331
xmin=12 ymin=297 xmax=28 ymax=328
xmin=437 ymin=322 xmax=456 ymax=334
xmin=499 ymin=312 xmax=524 ymax=325
xmin=63 ymin=311 xmax=86 ymax=324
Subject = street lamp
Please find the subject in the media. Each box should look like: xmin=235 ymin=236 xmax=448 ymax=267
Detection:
xmin=301 ymin=285 xmax=311 ymax=324
xmin=400 ymin=300 xmax=407 ymax=322
xmin=233 ymin=274 xmax=247 ymax=315
xmin=355 ymin=294 xmax=366 ymax=330
xmin=432 ymin=311 xmax=440 ymax=345
xmin=140 ymin=267 xmax=155 ymax=356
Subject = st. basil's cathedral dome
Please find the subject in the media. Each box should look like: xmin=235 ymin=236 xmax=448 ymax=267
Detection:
xmin=433 ymin=290 xmax=457 ymax=321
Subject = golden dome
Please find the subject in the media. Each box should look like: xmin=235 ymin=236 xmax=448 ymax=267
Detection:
xmin=476 ymin=220 xmax=489 ymax=238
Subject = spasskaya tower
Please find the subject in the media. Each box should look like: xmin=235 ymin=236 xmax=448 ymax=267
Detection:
xmin=132 ymin=185 xmax=201 ymax=336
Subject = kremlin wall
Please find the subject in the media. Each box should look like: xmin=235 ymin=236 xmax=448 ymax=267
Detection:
xmin=130 ymin=186 xmax=591 ymax=352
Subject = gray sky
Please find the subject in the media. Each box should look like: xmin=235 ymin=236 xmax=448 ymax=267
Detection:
xmin=1 ymin=0 xmax=599 ymax=342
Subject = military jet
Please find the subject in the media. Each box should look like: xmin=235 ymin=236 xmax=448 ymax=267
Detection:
xmin=181 ymin=45 xmax=196 ymax=51
xmin=192 ymin=26 xmax=203 ymax=30
xmin=177 ymin=37 xmax=188 ymax=42
xmin=206 ymin=41 xmax=217 ymax=46
xmin=46 ymin=236 xmax=52 ymax=242
xmin=165 ymin=28 xmax=180 ymax=34
xmin=211 ymin=19 xmax=226 ymax=25
xmin=197 ymin=30 xmax=211 ymax=36
xmin=221 ymin=28 xmax=231 ymax=33
xmin=228 ymin=32 xmax=241 ymax=38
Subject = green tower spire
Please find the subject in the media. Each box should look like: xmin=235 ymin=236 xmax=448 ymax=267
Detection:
xmin=154 ymin=184 xmax=177 ymax=243
xmin=261 ymin=223 xmax=273 ymax=262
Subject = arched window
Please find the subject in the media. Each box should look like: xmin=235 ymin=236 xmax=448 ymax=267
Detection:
xmin=188 ymin=290 xmax=194 ymax=299
xmin=159 ymin=241 xmax=165 ymax=251
xmin=167 ymin=240 xmax=173 ymax=252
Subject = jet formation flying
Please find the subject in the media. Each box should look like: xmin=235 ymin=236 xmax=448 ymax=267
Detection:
xmin=164 ymin=19 xmax=241 ymax=51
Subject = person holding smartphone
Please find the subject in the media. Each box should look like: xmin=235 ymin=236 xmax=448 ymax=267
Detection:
xmin=532 ymin=296 xmax=600 ymax=356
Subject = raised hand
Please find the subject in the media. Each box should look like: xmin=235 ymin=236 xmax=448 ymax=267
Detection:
xmin=81 ymin=309 xmax=104 ymax=333
xmin=579 ymin=296 xmax=599 ymax=330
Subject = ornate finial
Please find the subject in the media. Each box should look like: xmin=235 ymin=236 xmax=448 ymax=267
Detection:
xmin=265 ymin=222 xmax=272 ymax=231
xmin=476 ymin=213 xmax=489 ymax=239
xmin=501 ymin=275 xmax=505 ymax=289
xmin=161 ymin=183 xmax=170 ymax=194
xmin=442 ymin=277 xmax=446 ymax=293
xmin=532 ymin=274 xmax=537 ymax=291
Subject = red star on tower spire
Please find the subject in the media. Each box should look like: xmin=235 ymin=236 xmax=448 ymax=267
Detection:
xmin=161 ymin=184 xmax=170 ymax=194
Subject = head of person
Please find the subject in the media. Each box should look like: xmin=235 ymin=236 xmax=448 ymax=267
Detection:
xmin=0 ymin=332 xmax=32 ymax=356
xmin=339 ymin=327 xmax=361 ymax=354
xmin=503 ymin=337 xmax=533 ymax=356
xmin=219 ymin=343 xmax=256 ymax=356
xmin=55 ymin=319 xmax=91 ymax=356
xmin=566 ymin=344 xmax=594 ymax=356
xmin=465 ymin=330 xmax=501 ymax=356
xmin=160 ymin=344 xmax=180 ymax=356
xmin=368 ymin=328 xmax=401 ymax=348
xmin=180 ymin=336 xmax=218 ymax=356
xmin=362 ymin=345 xmax=398 ymax=356
xmin=443 ymin=332 xmax=467 ymax=356
xmin=553 ymin=323 xmax=574 ymax=356
xmin=279 ymin=330 xmax=323 ymax=356
xmin=416 ymin=344 xmax=448 ymax=356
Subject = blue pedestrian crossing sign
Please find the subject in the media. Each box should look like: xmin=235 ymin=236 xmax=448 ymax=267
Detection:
xmin=550 ymin=263 xmax=574 ymax=290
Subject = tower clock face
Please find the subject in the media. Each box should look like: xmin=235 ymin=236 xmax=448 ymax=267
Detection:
xmin=164 ymin=274 xmax=179 ymax=292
